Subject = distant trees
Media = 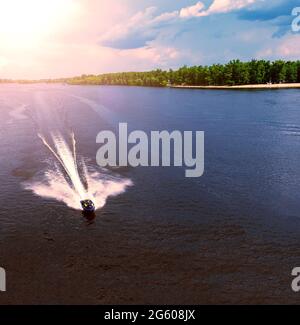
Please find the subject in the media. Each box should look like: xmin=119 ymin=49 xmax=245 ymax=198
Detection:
xmin=67 ymin=70 xmax=170 ymax=87
xmin=0 ymin=79 xmax=12 ymax=83
xmin=2 ymin=60 xmax=300 ymax=86
xmin=63 ymin=60 xmax=300 ymax=87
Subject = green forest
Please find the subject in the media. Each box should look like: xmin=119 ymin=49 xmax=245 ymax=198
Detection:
xmin=66 ymin=60 xmax=300 ymax=87
xmin=1 ymin=59 xmax=300 ymax=87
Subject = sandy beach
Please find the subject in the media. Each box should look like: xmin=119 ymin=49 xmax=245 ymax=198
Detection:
xmin=171 ymin=83 xmax=300 ymax=90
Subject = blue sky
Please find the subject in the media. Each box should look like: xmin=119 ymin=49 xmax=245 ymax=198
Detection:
xmin=99 ymin=0 xmax=300 ymax=64
xmin=0 ymin=0 xmax=299 ymax=78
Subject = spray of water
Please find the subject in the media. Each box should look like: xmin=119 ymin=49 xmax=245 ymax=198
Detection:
xmin=25 ymin=132 xmax=132 ymax=210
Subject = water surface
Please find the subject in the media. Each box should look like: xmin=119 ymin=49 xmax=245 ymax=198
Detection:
xmin=0 ymin=84 xmax=300 ymax=304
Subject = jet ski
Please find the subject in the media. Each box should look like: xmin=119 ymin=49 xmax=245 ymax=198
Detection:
xmin=80 ymin=199 xmax=96 ymax=213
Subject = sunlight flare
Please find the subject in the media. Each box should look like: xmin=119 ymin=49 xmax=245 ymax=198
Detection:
xmin=0 ymin=0 xmax=76 ymax=45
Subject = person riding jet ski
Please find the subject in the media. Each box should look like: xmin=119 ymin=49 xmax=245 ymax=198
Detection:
xmin=80 ymin=199 xmax=96 ymax=212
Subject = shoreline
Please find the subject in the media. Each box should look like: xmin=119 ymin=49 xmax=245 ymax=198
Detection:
xmin=1 ymin=82 xmax=300 ymax=90
xmin=170 ymin=83 xmax=300 ymax=90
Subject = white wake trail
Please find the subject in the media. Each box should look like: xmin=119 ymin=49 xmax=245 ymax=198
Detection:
xmin=38 ymin=134 xmax=67 ymax=177
xmin=71 ymin=131 xmax=78 ymax=172
xmin=51 ymin=132 xmax=86 ymax=199
xmin=26 ymin=132 xmax=132 ymax=210
xmin=25 ymin=91 xmax=132 ymax=211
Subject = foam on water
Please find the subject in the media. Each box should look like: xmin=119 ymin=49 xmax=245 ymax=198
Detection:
xmin=24 ymin=132 xmax=132 ymax=210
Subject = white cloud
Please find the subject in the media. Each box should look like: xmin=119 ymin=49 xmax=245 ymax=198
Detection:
xmin=179 ymin=0 xmax=258 ymax=19
xmin=99 ymin=7 xmax=160 ymax=49
xmin=180 ymin=2 xmax=205 ymax=18
xmin=118 ymin=45 xmax=203 ymax=70
xmin=120 ymin=46 xmax=180 ymax=65
xmin=99 ymin=2 xmax=206 ymax=49
xmin=257 ymin=34 xmax=300 ymax=60
xmin=99 ymin=1 xmax=260 ymax=49
xmin=203 ymin=0 xmax=257 ymax=16
xmin=277 ymin=35 xmax=300 ymax=57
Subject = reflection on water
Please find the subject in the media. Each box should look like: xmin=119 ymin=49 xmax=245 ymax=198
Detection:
xmin=82 ymin=210 xmax=97 ymax=224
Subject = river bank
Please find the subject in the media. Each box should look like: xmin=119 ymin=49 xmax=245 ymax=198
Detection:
xmin=171 ymin=83 xmax=300 ymax=90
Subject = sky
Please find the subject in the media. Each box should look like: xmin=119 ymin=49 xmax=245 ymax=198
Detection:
xmin=0 ymin=0 xmax=299 ymax=79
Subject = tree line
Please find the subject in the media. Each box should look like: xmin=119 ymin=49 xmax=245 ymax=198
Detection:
xmin=66 ymin=60 xmax=300 ymax=87
xmin=2 ymin=59 xmax=300 ymax=87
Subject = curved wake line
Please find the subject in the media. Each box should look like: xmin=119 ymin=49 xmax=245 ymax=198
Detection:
xmin=71 ymin=131 xmax=78 ymax=173
xmin=26 ymin=132 xmax=132 ymax=210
